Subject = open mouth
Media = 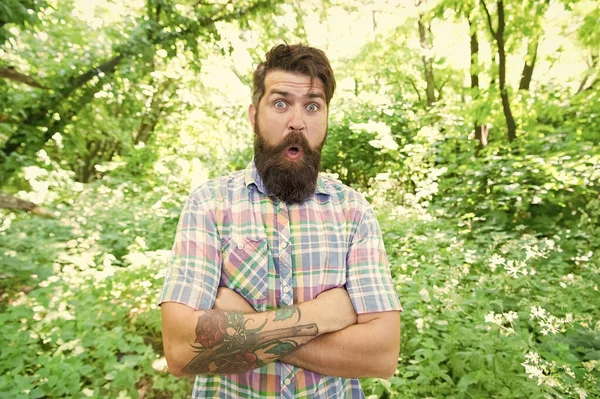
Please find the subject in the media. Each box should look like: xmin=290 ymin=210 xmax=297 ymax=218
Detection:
xmin=285 ymin=146 xmax=303 ymax=160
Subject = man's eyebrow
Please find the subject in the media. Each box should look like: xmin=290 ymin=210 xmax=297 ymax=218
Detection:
xmin=267 ymin=90 xmax=325 ymax=101
xmin=307 ymin=92 xmax=326 ymax=101
xmin=268 ymin=90 xmax=292 ymax=98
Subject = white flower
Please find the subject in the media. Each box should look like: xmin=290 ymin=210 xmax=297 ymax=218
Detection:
xmin=575 ymin=387 xmax=588 ymax=399
xmin=565 ymin=313 xmax=573 ymax=323
xmin=415 ymin=318 xmax=425 ymax=333
xmin=530 ymin=306 xmax=547 ymax=320
xmin=489 ymin=254 xmax=505 ymax=272
xmin=23 ymin=165 xmax=48 ymax=181
xmin=501 ymin=327 xmax=515 ymax=336
xmin=582 ymin=360 xmax=598 ymax=372
xmin=503 ymin=311 xmax=519 ymax=322
xmin=504 ymin=260 xmax=525 ymax=278
xmin=485 ymin=311 xmax=497 ymax=324
xmin=522 ymin=362 xmax=544 ymax=385
xmin=524 ymin=352 xmax=540 ymax=364
xmin=484 ymin=311 xmax=505 ymax=327
xmin=36 ymin=149 xmax=51 ymax=165
xmin=52 ymin=132 xmax=64 ymax=149
xmin=544 ymin=376 xmax=559 ymax=387
xmin=419 ymin=288 xmax=431 ymax=303
xmin=562 ymin=366 xmax=576 ymax=379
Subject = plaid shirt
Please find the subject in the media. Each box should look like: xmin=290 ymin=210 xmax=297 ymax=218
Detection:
xmin=159 ymin=161 xmax=402 ymax=398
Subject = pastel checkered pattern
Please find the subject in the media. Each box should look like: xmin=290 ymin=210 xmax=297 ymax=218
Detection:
xmin=159 ymin=161 xmax=402 ymax=398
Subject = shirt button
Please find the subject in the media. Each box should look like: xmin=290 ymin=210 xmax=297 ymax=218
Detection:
xmin=283 ymin=286 xmax=291 ymax=293
xmin=237 ymin=243 xmax=244 ymax=250
xmin=284 ymin=378 xmax=291 ymax=385
xmin=281 ymin=241 xmax=288 ymax=249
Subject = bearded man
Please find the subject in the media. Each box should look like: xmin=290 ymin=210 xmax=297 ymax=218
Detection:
xmin=159 ymin=44 xmax=402 ymax=399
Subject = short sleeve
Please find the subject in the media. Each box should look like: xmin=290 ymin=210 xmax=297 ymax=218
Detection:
xmin=345 ymin=206 xmax=402 ymax=314
xmin=158 ymin=191 xmax=222 ymax=310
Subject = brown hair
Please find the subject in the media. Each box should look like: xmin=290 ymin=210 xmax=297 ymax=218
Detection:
xmin=252 ymin=44 xmax=336 ymax=108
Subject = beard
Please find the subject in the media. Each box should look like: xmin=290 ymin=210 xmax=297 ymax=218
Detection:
xmin=253 ymin=121 xmax=325 ymax=204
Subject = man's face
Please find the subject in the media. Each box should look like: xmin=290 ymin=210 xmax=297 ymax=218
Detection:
xmin=249 ymin=70 xmax=329 ymax=204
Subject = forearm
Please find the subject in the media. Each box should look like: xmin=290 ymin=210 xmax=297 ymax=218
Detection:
xmin=162 ymin=290 xmax=355 ymax=376
xmin=164 ymin=305 xmax=318 ymax=375
xmin=281 ymin=313 xmax=400 ymax=379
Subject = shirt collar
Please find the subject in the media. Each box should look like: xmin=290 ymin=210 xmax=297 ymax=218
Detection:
xmin=244 ymin=160 xmax=331 ymax=197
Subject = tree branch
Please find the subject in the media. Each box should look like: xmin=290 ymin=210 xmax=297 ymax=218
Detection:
xmin=406 ymin=77 xmax=424 ymax=107
xmin=576 ymin=54 xmax=598 ymax=94
xmin=66 ymin=54 xmax=124 ymax=92
xmin=0 ymin=193 xmax=55 ymax=217
xmin=0 ymin=66 xmax=48 ymax=89
xmin=480 ymin=0 xmax=497 ymax=38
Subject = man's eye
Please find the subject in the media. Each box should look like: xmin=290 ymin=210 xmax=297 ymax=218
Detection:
xmin=306 ymin=103 xmax=319 ymax=112
xmin=274 ymin=101 xmax=286 ymax=109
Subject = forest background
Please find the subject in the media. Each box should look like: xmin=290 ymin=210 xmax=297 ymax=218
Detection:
xmin=1 ymin=0 xmax=599 ymax=398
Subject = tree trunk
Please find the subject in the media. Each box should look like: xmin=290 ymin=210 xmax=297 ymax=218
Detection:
xmin=481 ymin=0 xmax=517 ymax=142
xmin=496 ymin=1 xmax=516 ymax=142
xmin=469 ymin=18 xmax=485 ymax=148
xmin=469 ymin=20 xmax=479 ymax=90
xmin=518 ymin=38 xmax=539 ymax=90
xmin=519 ymin=0 xmax=550 ymax=91
xmin=417 ymin=0 xmax=435 ymax=107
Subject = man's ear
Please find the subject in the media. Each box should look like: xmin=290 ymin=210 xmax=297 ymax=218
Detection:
xmin=248 ymin=104 xmax=256 ymax=128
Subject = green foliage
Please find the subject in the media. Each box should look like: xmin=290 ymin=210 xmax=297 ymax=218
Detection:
xmin=0 ymin=0 xmax=48 ymax=46
xmin=358 ymin=208 xmax=599 ymax=398
xmin=436 ymin=123 xmax=600 ymax=234
xmin=2 ymin=0 xmax=600 ymax=397
xmin=0 ymin=244 xmax=192 ymax=398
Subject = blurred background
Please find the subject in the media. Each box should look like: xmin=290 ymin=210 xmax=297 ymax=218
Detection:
xmin=1 ymin=0 xmax=599 ymax=397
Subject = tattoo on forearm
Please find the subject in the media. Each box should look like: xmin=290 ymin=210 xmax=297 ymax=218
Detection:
xmin=182 ymin=307 xmax=317 ymax=374
xmin=273 ymin=306 xmax=301 ymax=322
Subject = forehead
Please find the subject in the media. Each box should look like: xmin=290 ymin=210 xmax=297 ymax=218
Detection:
xmin=263 ymin=70 xmax=324 ymax=97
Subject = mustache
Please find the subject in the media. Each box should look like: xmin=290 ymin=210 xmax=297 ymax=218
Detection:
xmin=270 ymin=131 xmax=314 ymax=154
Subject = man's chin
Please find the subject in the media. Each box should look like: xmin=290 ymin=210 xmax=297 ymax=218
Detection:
xmin=259 ymin=161 xmax=318 ymax=204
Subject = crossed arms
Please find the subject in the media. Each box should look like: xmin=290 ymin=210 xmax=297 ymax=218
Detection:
xmin=161 ymin=287 xmax=400 ymax=379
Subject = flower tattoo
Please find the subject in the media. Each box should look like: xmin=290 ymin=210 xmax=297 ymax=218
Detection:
xmin=183 ymin=307 xmax=318 ymax=375
xmin=195 ymin=311 xmax=227 ymax=348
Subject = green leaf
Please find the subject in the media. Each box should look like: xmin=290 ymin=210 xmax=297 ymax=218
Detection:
xmin=457 ymin=374 xmax=478 ymax=391
xmin=265 ymin=342 xmax=297 ymax=356
xmin=584 ymin=350 xmax=600 ymax=361
xmin=273 ymin=307 xmax=300 ymax=322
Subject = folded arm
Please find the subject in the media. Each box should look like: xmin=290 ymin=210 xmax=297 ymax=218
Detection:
xmin=281 ymin=311 xmax=400 ymax=379
xmin=161 ymin=288 xmax=356 ymax=376
xmin=212 ymin=287 xmax=400 ymax=379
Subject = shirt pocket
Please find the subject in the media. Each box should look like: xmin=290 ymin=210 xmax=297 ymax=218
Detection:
xmin=220 ymin=236 xmax=269 ymax=307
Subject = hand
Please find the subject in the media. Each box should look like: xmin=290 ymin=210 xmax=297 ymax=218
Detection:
xmin=213 ymin=287 xmax=257 ymax=313
xmin=315 ymin=288 xmax=357 ymax=331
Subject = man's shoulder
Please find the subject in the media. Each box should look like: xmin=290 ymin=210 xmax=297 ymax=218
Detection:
xmin=319 ymin=174 xmax=371 ymax=208
xmin=187 ymin=169 xmax=247 ymax=204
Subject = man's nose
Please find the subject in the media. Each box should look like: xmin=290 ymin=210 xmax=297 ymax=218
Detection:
xmin=288 ymin=105 xmax=305 ymax=132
